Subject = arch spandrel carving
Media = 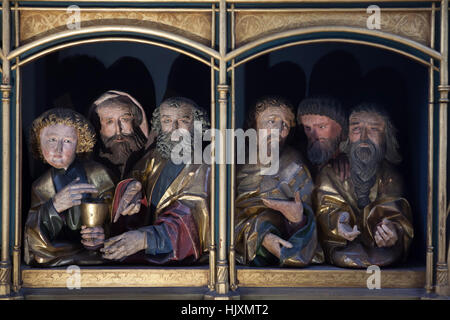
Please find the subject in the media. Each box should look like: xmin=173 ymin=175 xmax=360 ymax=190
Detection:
xmin=235 ymin=11 xmax=431 ymax=47
xmin=20 ymin=10 xmax=212 ymax=45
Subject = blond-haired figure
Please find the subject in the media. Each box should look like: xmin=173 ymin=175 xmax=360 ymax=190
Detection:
xmin=24 ymin=108 xmax=115 ymax=267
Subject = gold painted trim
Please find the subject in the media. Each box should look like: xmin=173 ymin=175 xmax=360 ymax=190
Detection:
xmin=7 ymin=0 xmax=440 ymax=2
xmin=11 ymin=37 xmax=219 ymax=71
xmin=227 ymin=38 xmax=439 ymax=72
xmin=7 ymin=25 xmax=221 ymax=61
xmin=22 ymin=268 xmax=209 ymax=288
xmin=237 ymin=268 xmax=425 ymax=288
xmin=225 ymin=26 xmax=441 ymax=62
xmin=228 ymin=0 xmax=439 ymax=2
xmin=13 ymin=0 xmax=219 ymax=2
xmin=14 ymin=7 xmax=213 ymax=12
xmin=229 ymin=8 xmax=436 ymax=12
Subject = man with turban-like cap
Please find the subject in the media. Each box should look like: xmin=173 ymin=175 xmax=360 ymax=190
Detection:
xmin=89 ymin=90 xmax=152 ymax=182
xmin=297 ymin=96 xmax=348 ymax=179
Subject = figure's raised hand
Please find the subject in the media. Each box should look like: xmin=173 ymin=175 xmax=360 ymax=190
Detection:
xmin=262 ymin=191 xmax=304 ymax=223
xmin=262 ymin=233 xmax=293 ymax=259
xmin=80 ymin=225 xmax=105 ymax=249
xmin=374 ymin=219 xmax=398 ymax=248
xmin=331 ymin=153 xmax=350 ymax=182
xmin=101 ymin=230 xmax=146 ymax=260
xmin=113 ymin=180 xmax=142 ymax=223
xmin=52 ymin=177 xmax=98 ymax=213
xmin=337 ymin=211 xmax=360 ymax=241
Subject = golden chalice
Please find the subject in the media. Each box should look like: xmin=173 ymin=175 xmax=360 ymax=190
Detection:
xmin=80 ymin=200 xmax=109 ymax=228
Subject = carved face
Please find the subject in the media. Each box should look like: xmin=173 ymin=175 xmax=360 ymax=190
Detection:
xmin=256 ymin=106 xmax=291 ymax=142
xmin=348 ymin=111 xmax=386 ymax=208
xmin=97 ymin=104 xmax=134 ymax=140
xmin=40 ymin=124 xmax=78 ymax=170
xmin=349 ymin=111 xmax=385 ymax=148
xmin=156 ymin=104 xmax=195 ymax=159
xmin=300 ymin=114 xmax=342 ymax=165
xmin=96 ymin=103 xmax=145 ymax=166
xmin=160 ymin=105 xmax=195 ymax=134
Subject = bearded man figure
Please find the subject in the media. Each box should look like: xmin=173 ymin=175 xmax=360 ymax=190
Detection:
xmin=97 ymin=97 xmax=211 ymax=265
xmin=314 ymin=103 xmax=413 ymax=268
xmin=89 ymin=90 xmax=151 ymax=181
xmin=297 ymin=97 xmax=348 ymax=179
xmin=234 ymin=96 xmax=321 ymax=267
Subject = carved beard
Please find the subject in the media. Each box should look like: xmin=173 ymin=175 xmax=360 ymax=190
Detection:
xmin=99 ymin=128 xmax=146 ymax=166
xmin=307 ymin=136 xmax=340 ymax=166
xmin=349 ymin=139 xmax=385 ymax=208
xmin=156 ymin=130 xmax=193 ymax=160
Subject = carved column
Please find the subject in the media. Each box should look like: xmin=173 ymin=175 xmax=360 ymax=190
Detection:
xmin=215 ymin=83 xmax=230 ymax=295
xmin=0 ymin=0 xmax=12 ymax=298
xmin=436 ymin=0 xmax=449 ymax=297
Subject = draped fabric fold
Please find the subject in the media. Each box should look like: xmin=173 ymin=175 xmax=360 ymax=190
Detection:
xmin=314 ymin=161 xmax=413 ymax=268
xmin=235 ymin=146 xmax=322 ymax=267
xmin=24 ymin=161 xmax=115 ymax=267
xmin=110 ymin=148 xmax=210 ymax=265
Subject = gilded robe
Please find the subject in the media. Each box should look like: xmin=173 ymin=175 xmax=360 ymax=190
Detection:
xmin=24 ymin=160 xmax=115 ymax=267
xmin=314 ymin=161 xmax=414 ymax=268
xmin=111 ymin=148 xmax=210 ymax=265
xmin=234 ymin=146 xmax=321 ymax=267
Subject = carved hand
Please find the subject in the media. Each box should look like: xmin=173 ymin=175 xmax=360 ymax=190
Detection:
xmin=337 ymin=211 xmax=360 ymax=241
xmin=374 ymin=219 xmax=398 ymax=248
xmin=52 ymin=177 xmax=98 ymax=213
xmin=262 ymin=191 xmax=304 ymax=223
xmin=331 ymin=153 xmax=350 ymax=182
xmin=262 ymin=233 xmax=293 ymax=259
xmin=101 ymin=230 xmax=147 ymax=260
xmin=80 ymin=225 xmax=105 ymax=249
xmin=113 ymin=180 xmax=143 ymax=223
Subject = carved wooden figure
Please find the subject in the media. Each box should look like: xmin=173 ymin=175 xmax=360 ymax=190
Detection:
xmin=235 ymin=96 xmax=322 ymax=267
xmin=314 ymin=103 xmax=414 ymax=268
xmin=99 ymin=97 xmax=211 ymax=265
xmin=24 ymin=108 xmax=115 ymax=267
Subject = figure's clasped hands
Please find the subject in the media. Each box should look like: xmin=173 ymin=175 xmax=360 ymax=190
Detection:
xmin=52 ymin=177 xmax=98 ymax=213
xmin=101 ymin=230 xmax=147 ymax=260
xmin=374 ymin=218 xmax=398 ymax=248
xmin=262 ymin=191 xmax=304 ymax=224
xmin=80 ymin=226 xmax=105 ymax=249
xmin=113 ymin=180 xmax=143 ymax=223
xmin=337 ymin=211 xmax=361 ymax=241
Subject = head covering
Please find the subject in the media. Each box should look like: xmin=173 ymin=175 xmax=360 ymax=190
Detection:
xmin=91 ymin=90 xmax=149 ymax=139
xmin=297 ymin=96 xmax=347 ymax=138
